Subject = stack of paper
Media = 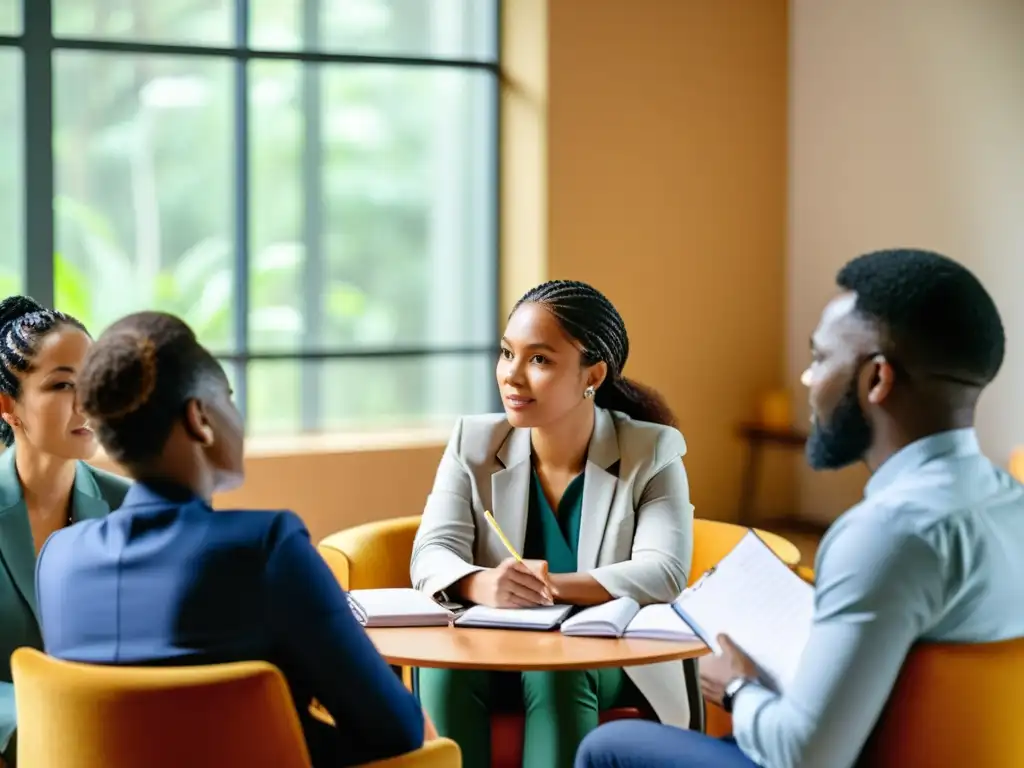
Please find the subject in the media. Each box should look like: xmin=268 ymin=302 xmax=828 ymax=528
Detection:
xmin=346 ymin=588 xmax=454 ymax=628
xmin=671 ymin=530 xmax=814 ymax=691
xmin=561 ymin=597 xmax=698 ymax=641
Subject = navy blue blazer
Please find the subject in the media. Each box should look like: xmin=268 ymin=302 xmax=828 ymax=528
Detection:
xmin=35 ymin=482 xmax=423 ymax=767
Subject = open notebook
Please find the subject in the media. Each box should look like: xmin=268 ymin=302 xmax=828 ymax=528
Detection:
xmin=671 ymin=530 xmax=814 ymax=692
xmin=346 ymin=588 xmax=455 ymax=628
xmin=561 ymin=597 xmax=699 ymax=641
xmin=454 ymin=604 xmax=574 ymax=631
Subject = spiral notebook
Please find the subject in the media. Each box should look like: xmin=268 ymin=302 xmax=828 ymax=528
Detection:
xmin=670 ymin=530 xmax=814 ymax=692
xmin=346 ymin=588 xmax=455 ymax=628
xmin=561 ymin=597 xmax=698 ymax=641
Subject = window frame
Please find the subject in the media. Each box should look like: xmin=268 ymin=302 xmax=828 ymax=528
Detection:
xmin=6 ymin=0 xmax=502 ymax=431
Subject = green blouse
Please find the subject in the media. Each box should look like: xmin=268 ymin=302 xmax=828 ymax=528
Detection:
xmin=523 ymin=470 xmax=585 ymax=574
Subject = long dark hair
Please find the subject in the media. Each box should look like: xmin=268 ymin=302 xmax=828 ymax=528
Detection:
xmin=512 ymin=280 xmax=677 ymax=427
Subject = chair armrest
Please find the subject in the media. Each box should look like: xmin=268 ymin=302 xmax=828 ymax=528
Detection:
xmin=311 ymin=705 xmax=458 ymax=767
xmin=357 ymin=738 xmax=461 ymax=767
xmin=317 ymin=516 xmax=421 ymax=591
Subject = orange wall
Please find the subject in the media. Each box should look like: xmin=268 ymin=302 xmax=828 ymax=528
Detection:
xmin=95 ymin=1 xmax=792 ymax=537
xmin=546 ymin=0 xmax=791 ymax=520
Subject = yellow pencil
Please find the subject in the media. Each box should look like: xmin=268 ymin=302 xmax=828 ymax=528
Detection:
xmin=484 ymin=510 xmax=523 ymax=563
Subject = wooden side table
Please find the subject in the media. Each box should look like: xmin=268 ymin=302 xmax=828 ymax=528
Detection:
xmin=735 ymin=423 xmax=826 ymax=533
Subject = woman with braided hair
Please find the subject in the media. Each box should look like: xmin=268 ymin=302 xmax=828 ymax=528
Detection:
xmin=412 ymin=280 xmax=696 ymax=768
xmin=0 ymin=296 xmax=130 ymax=768
xmin=33 ymin=311 xmax=430 ymax=767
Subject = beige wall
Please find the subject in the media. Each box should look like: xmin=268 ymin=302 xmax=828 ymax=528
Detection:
xmin=94 ymin=0 xmax=792 ymax=537
xmin=787 ymin=0 xmax=1024 ymax=524
xmin=89 ymin=3 xmax=1024 ymax=540
xmin=91 ymin=432 xmax=449 ymax=544
xmin=547 ymin=0 xmax=790 ymax=520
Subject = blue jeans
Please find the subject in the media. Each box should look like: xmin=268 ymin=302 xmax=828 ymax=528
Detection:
xmin=575 ymin=721 xmax=758 ymax=768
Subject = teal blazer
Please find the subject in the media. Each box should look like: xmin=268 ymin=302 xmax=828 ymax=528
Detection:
xmin=0 ymin=448 xmax=130 ymax=762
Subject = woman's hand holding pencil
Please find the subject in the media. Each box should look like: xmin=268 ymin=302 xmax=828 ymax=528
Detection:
xmin=453 ymin=511 xmax=554 ymax=608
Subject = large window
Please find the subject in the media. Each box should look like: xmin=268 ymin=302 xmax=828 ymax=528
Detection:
xmin=0 ymin=0 xmax=500 ymax=435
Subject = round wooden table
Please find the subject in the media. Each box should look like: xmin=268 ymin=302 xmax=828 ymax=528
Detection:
xmin=366 ymin=625 xmax=707 ymax=672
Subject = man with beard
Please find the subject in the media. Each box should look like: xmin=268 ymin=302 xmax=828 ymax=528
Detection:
xmin=575 ymin=248 xmax=1024 ymax=768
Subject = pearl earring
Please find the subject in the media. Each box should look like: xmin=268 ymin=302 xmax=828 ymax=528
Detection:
xmin=584 ymin=386 xmax=595 ymax=399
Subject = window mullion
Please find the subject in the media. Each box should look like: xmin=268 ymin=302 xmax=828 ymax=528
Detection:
xmin=232 ymin=0 xmax=251 ymax=425
xmin=23 ymin=0 xmax=54 ymax=306
xmin=300 ymin=0 xmax=323 ymax=432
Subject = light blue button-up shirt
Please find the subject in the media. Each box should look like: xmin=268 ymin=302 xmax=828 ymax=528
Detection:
xmin=733 ymin=429 xmax=1024 ymax=768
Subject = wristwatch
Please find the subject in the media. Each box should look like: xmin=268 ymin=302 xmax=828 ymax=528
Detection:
xmin=722 ymin=676 xmax=756 ymax=713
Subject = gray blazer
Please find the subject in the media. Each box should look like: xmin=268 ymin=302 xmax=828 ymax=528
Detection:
xmin=410 ymin=407 xmax=696 ymax=728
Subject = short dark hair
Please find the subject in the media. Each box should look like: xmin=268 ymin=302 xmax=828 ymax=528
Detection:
xmin=513 ymin=280 xmax=677 ymax=426
xmin=0 ymin=295 xmax=88 ymax=446
xmin=77 ymin=312 xmax=227 ymax=465
xmin=837 ymin=249 xmax=1005 ymax=387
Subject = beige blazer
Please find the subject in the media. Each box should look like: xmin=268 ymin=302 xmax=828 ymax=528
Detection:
xmin=410 ymin=407 xmax=695 ymax=728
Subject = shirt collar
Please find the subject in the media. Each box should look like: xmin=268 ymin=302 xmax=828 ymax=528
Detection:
xmin=123 ymin=479 xmax=205 ymax=509
xmin=865 ymin=428 xmax=981 ymax=498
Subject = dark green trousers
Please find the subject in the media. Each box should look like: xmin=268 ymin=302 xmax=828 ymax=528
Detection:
xmin=419 ymin=667 xmax=634 ymax=768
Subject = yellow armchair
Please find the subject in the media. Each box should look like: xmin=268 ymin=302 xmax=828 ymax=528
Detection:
xmin=1010 ymin=446 xmax=1024 ymax=483
xmin=13 ymin=648 xmax=461 ymax=768
xmin=312 ymin=704 xmax=461 ymax=767
xmin=861 ymin=638 xmax=1024 ymax=766
xmin=355 ymin=737 xmax=461 ymax=768
xmin=12 ymin=648 xmax=312 ymax=768
xmin=319 ymin=515 xmax=422 ymax=591
xmin=689 ymin=520 xmax=800 ymax=586
xmin=318 ymin=516 xmax=422 ymax=691
xmin=318 ymin=516 xmax=801 ymax=592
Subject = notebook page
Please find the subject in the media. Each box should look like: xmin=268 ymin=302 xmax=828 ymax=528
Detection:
xmin=624 ymin=603 xmax=698 ymax=641
xmin=456 ymin=604 xmax=573 ymax=630
xmin=672 ymin=531 xmax=813 ymax=691
xmin=561 ymin=597 xmax=639 ymax=636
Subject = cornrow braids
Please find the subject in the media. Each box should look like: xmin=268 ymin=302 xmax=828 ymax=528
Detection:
xmin=77 ymin=311 xmax=227 ymax=466
xmin=513 ymin=280 xmax=677 ymax=427
xmin=0 ymin=295 xmax=88 ymax=446
xmin=517 ymin=280 xmax=629 ymax=374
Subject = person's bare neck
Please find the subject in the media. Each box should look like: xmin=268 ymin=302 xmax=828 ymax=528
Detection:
xmin=530 ymin=405 xmax=595 ymax=475
xmin=131 ymin=426 xmax=225 ymax=504
xmin=130 ymin=460 xmax=213 ymax=505
xmin=15 ymin=444 xmax=77 ymax=515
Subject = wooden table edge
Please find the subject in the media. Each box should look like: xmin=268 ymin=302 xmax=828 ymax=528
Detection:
xmin=366 ymin=628 xmax=709 ymax=671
